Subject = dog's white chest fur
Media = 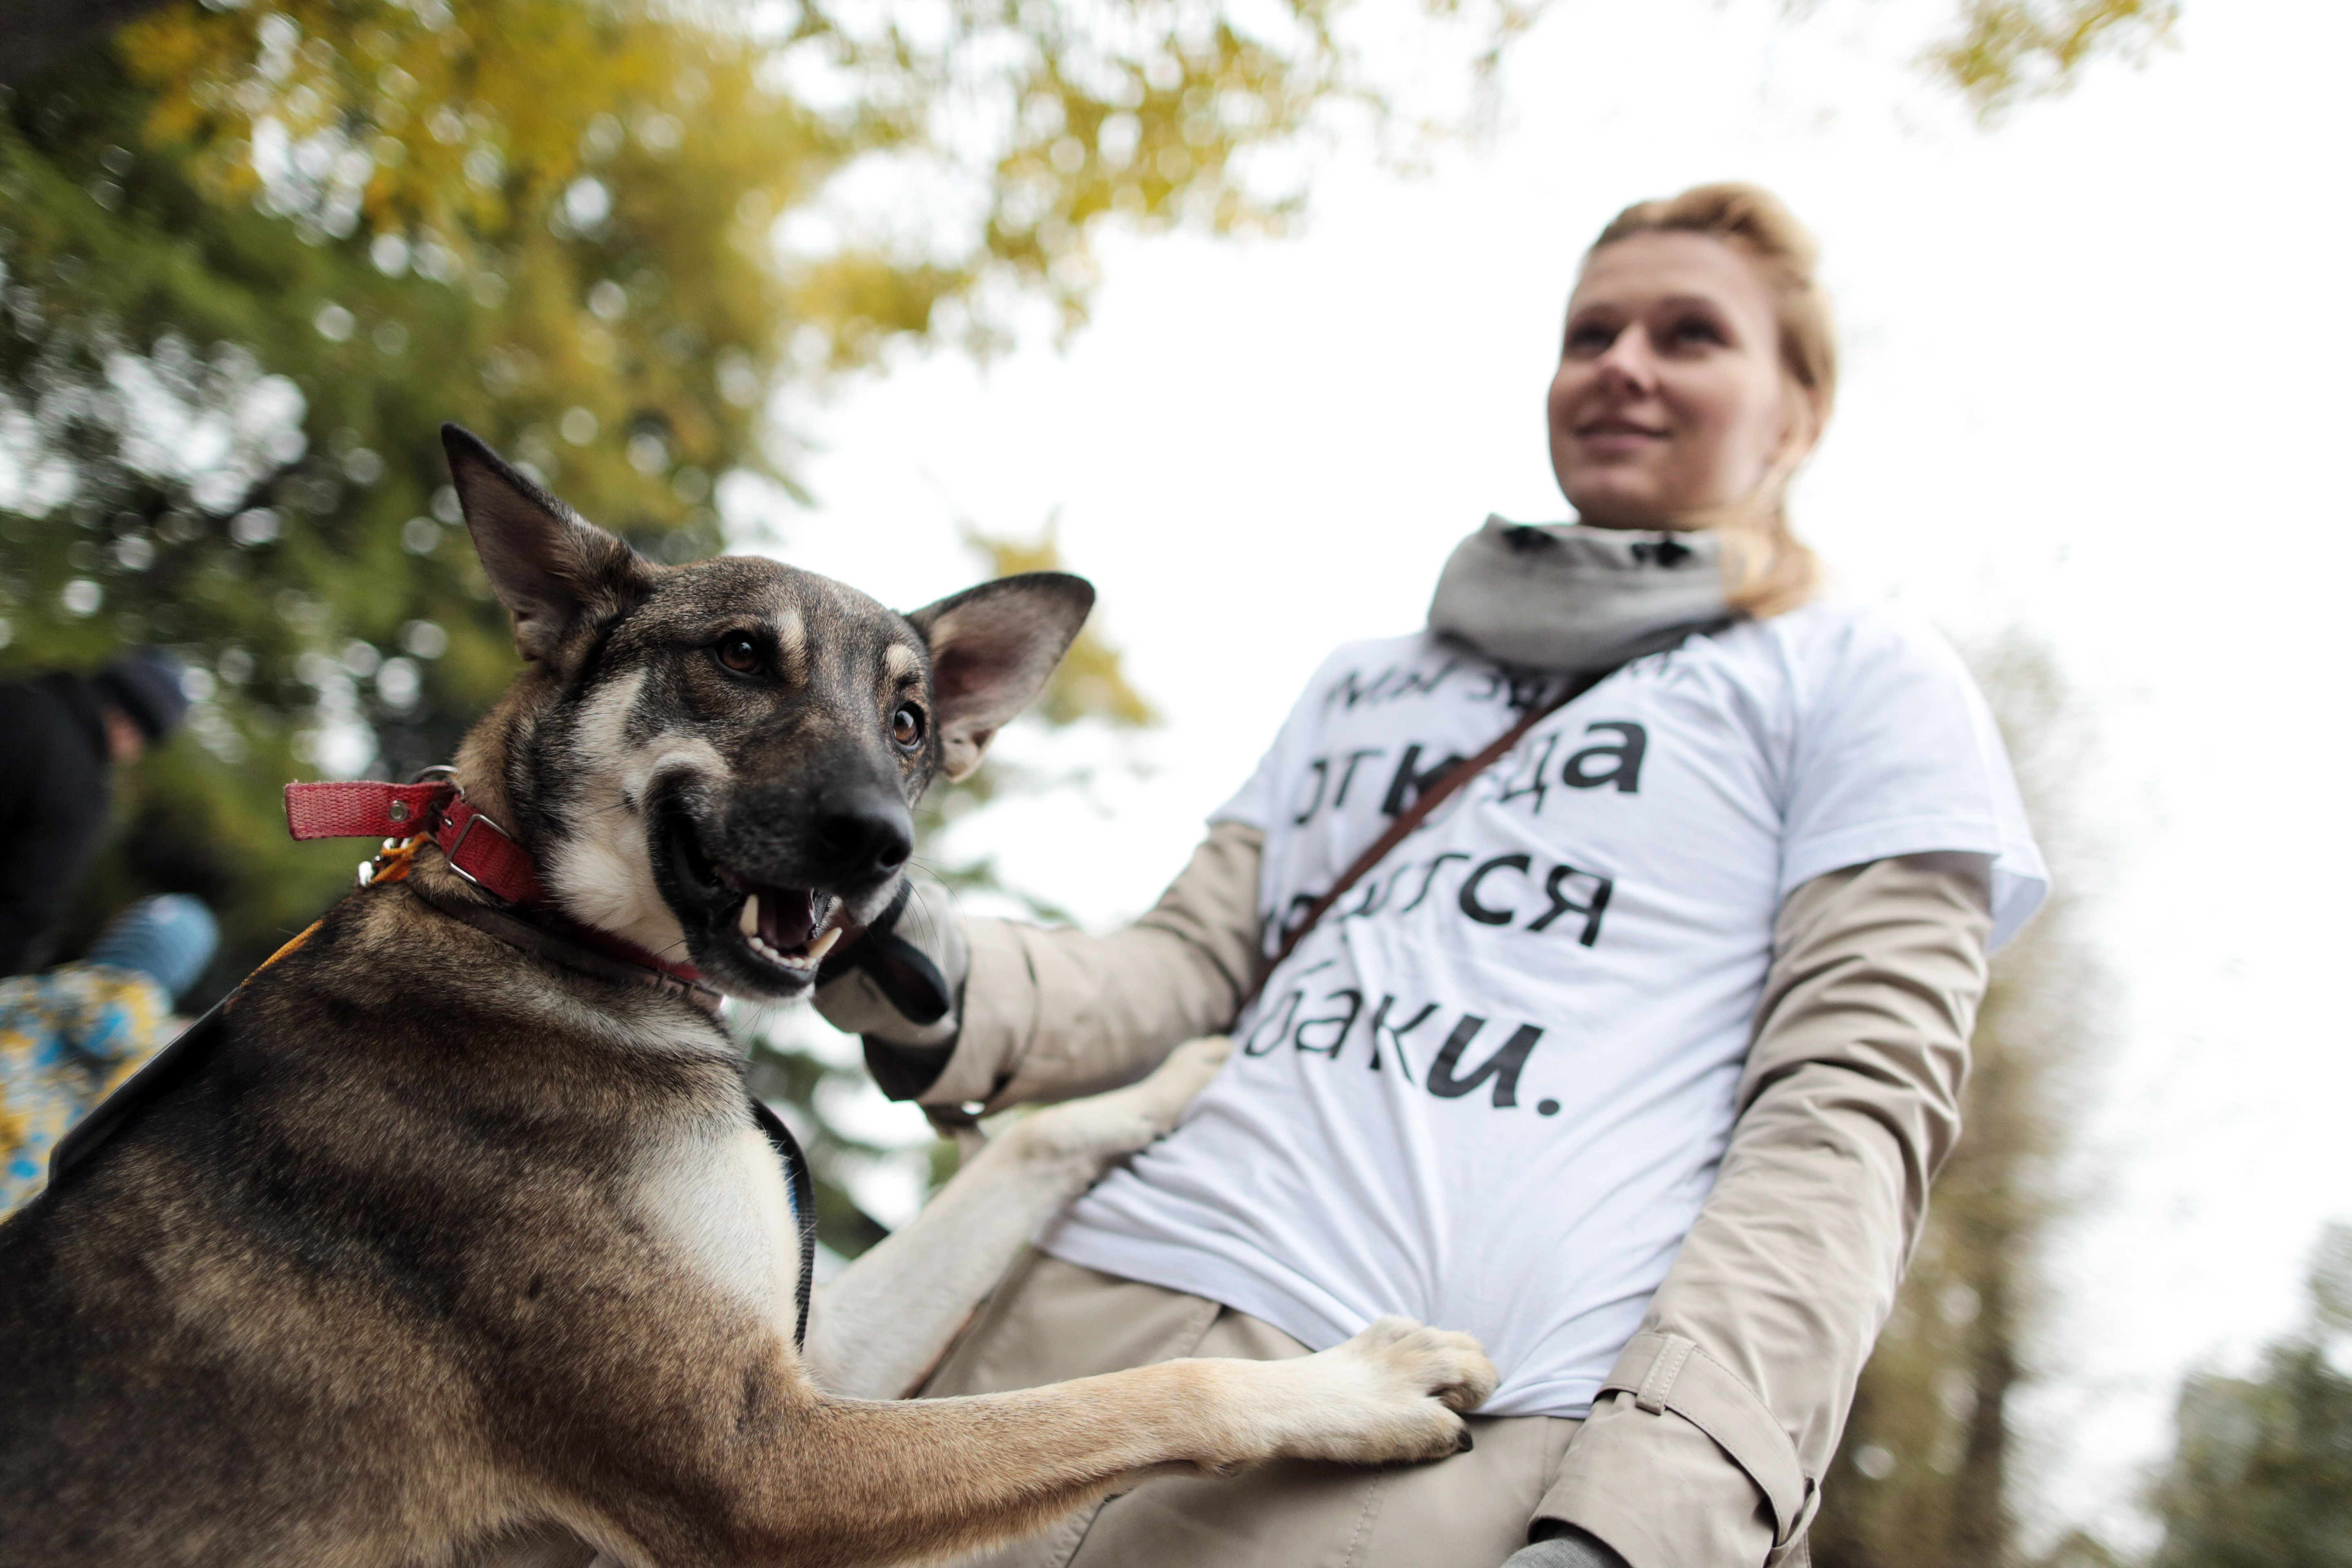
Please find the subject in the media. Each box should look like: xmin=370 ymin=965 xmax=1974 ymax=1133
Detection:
xmin=630 ymin=1120 xmax=801 ymax=1330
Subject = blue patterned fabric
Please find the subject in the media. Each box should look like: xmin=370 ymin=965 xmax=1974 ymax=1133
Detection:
xmin=0 ymin=963 xmax=173 ymax=1216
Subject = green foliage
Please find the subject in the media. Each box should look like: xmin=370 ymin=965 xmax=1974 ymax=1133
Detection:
xmin=2149 ymin=1225 xmax=2352 ymax=1568
xmin=1813 ymin=633 xmax=2100 ymax=1568
xmin=0 ymin=0 xmax=1511 ymax=1001
xmin=1921 ymin=0 xmax=2180 ymax=116
xmin=0 ymin=0 xmax=2178 ymax=1252
xmin=4 ymin=0 xmax=1523 ymax=1255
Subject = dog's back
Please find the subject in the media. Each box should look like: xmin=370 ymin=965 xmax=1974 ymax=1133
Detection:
xmin=0 ymin=884 xmax=768 ymax=1566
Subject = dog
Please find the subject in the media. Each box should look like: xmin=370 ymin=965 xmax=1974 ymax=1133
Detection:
xmin=0 ymin=425 xmax=1496 ymax=1568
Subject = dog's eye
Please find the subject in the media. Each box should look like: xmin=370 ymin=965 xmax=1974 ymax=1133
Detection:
xmin=891 ymin=705 xmax=925 ymax=748
xmin=715 ymin=633 xmax=762 ymax=675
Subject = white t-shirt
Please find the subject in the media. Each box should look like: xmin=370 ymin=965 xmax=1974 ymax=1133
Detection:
xmin=1040 ymin=602 xmax=2047 ymax=1417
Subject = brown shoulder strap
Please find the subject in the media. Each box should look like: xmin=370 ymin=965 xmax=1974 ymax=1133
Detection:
xmin=1239 ymin=671 xmax=1595 ymax=1011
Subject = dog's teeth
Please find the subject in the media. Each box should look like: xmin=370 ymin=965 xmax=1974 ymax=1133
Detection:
xmin=804 ymin=927 xmax=841 ymax=964
xmin=738 ymin=894 xmax=759 ymax=939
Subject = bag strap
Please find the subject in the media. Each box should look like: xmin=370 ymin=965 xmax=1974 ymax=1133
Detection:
xmin=1240 ymin=666 xmax=1603 ymax=1012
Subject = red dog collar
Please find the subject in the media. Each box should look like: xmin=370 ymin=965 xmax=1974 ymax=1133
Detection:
xmin=283 ymin=776 xmax=705 ymax=990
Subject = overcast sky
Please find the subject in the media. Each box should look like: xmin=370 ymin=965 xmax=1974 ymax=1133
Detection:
xmin=740 ymin=0 xmax=2352 ymax=1546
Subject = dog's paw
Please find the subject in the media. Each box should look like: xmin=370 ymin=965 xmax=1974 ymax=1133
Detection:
xmin=1239 ymin=1316 xmax=1497 ymax=1466
xmin=1007 ymin=1036 xmax=1232 ymax=1164
xmin=1343 ymin=1315 xmax=1500 ymax=1413
xmin=1129 ymin=1035 xmax=1234 ymax=1125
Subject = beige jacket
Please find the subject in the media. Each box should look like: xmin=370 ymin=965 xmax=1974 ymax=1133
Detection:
xmin=855 ymin=824 xmax=1992 ymax=1567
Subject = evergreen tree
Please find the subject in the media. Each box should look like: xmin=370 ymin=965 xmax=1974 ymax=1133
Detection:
xmin=2149 ymin=1224 xmax=2352 ymax=1568
xmin=1812 ymin=634 xmax=2103 ymax=1568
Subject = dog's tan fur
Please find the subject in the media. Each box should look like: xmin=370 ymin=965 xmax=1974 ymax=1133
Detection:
xmin=0 ymin=429 xmax=1494 ymax=1568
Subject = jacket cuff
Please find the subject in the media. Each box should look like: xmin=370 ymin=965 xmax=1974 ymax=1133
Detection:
xmin=1537 ymin=1334 xmax=1810 ymax=1568
xmin=860 ymin=1036 xmax=957 ymax=1102
xmin=913 ymin=917 xmax=1038 ymax=1109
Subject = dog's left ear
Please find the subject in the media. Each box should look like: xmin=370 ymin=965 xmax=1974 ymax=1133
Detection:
xmin=441 ymin=423 xmax=653 ymax=664
xmin=906 ymin=572 xmax=1095 ymax=782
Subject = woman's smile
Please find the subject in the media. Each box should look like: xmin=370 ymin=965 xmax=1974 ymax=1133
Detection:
xmin=1572 ymin=413 xmax=1670 ymax=453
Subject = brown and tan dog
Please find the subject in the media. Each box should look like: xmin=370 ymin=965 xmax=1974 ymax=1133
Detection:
xmin=0 ymin=427 xmax=1494 ymax=1568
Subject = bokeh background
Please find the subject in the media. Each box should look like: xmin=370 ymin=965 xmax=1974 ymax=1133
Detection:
xmin=3 ymin=0 xmax=2345 ymax=1560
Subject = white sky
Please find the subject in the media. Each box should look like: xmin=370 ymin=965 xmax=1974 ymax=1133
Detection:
xmin=739 ymin=0 xmax=2352 ymax=1548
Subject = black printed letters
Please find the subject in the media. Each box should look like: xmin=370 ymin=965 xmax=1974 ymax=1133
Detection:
xmin=1562 ymin=722 xmax=1646 ymax=793
xmin=1290 ymin=720 xmax=1648 ymax=833
xmin=1247 ymin=984 xmax=1554 ymax=1114
xmin=1290 ymin=851 xmax=1616 ymax=949
xmin=1458 ymin=855 xmax=1532 ymax=925
xmin=1526 ymin=864 xmax=1612 ymax=947
xmin=1366 ymin=994 xmax=1439 ymax=1072
xmin=1382 ymin=744 xmax=1467 ymax=817
xmin=1425 ymin=1018 xmax=1544 ymax=1108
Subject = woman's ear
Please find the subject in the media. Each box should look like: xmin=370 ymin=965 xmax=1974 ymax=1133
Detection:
xmin=1778 ymin=383 xmax=1829 ymax=467
xmin=905 ymin=573 xmax=1096 ymax=782
xmin=440 ymin=424 xmax=654 ymax=663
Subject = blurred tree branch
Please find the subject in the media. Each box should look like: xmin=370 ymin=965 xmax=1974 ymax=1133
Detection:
xmin=1923 ymin=0 xmax=2179 ymax=117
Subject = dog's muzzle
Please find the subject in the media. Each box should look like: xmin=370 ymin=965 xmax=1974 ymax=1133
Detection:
xmin=653 ymin=790 xmax=913 ymax=1000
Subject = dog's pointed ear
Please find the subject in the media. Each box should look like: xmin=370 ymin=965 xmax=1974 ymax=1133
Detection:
xmin=441 ymin=423 xmax=653 ymax=663
xmin=906 ymin=572 xmax=1095 ymax=782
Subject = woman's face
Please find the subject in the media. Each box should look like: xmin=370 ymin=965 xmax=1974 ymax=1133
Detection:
xmin=1546 ymin=231 xmax=1810 ymax=530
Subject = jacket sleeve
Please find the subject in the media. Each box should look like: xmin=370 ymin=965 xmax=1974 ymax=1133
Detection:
xmin=873 ymin=819 xmax=1268 ymax=1113
xmin=1533 ymin=851 xmax=1995 ymax=1568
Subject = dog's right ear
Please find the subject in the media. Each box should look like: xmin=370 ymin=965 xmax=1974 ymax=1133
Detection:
xmin=441 ymin=424 xmax=653 ymax=663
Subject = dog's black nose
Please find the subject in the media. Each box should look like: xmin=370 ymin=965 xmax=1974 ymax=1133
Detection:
xmin=812 ymin=793 xmax=913 ymax=884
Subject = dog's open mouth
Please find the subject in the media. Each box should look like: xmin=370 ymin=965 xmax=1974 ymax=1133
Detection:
xmin=654 ymin=801 xmax=855 ymax=990
xmin=717 ymin=869 xmax=847 ymax=976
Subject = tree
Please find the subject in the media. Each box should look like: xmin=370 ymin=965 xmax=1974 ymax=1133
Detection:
xmin=1811 ymin=633 xmax=2104 ymax=1568
xmin=0 ymin=0 xmax=1483 ymax=987
xmin=0 ymin=0 xmax=2184 ymax=1243
xmin=2149 ymin=1224 xmax=2352 ymax=1568
xmin=0 ymin=0 xmax=1502 ymax=1245
xmin=0 ymin=0 xmax=2187 ymax=114
xmin=1928 ymin=0 xmax=2180 ymax=118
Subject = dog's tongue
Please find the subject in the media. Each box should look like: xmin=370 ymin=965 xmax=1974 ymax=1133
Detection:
xmin=758 ymin=886 xmax=822 ymax=951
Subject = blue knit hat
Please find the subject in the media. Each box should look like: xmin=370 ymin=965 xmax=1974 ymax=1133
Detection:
xmin=93 ymin=647 xmax=190 ymax=742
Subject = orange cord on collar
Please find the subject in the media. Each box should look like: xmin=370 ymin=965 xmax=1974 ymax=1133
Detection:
xmin=246 ymin=836 xmax=427 ymax=982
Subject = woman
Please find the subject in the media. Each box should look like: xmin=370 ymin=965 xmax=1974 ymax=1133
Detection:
xmin=819 ymin=183 xmax=2045 ymax=1568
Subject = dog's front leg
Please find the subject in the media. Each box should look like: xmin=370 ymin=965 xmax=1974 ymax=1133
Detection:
xmin=601 ymin=1312 xmax=1493 ymax=1568
xmin=803 ymin=1036 xmax=1231 ymax=1399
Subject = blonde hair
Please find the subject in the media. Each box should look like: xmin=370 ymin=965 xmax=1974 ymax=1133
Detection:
xmin=1585 ymin=182 xmax=1836 ymax=618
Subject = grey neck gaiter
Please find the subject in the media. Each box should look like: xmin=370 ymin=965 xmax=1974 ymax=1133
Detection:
xmin=1426 ymin=515 xmax=1735 ymax=674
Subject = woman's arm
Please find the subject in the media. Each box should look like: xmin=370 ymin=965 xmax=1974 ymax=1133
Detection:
xmin=1530 ymin=851 xmax=1994 ymax=1568
xmin=817 ymin=820 xmax=1267 ymax=1114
